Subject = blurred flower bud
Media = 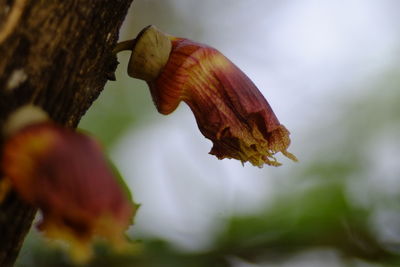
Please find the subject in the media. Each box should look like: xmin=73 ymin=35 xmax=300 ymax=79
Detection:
xmin=116 ymin=26 xmax=297 ymax=166
xmin=2 ymin=105 xmax=137 ymax=261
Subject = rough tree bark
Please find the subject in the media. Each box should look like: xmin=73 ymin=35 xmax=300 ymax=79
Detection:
xmin=0 ymin=0 xmax=134 ymax=266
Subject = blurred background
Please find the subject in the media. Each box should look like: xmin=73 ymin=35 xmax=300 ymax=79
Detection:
xmin=16 ymin=0 xmax=400 ymax=266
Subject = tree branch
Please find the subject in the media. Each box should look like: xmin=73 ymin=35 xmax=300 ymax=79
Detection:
xmin=0 ymin=0 xmax=134 ymax=265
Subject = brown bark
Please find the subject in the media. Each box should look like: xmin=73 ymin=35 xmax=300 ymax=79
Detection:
xmin=0 ymin=0 xmax=133 ymax=266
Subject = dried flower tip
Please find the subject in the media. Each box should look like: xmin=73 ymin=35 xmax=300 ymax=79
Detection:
xmin=114 ymin=25 xmax=172 ymax=81
xmin=3 ymin=104 xmax=48 ymax=137
xmin=2 ymin=122 xmax=137 ymax=261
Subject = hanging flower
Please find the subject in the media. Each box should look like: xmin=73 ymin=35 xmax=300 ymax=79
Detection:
xmin=115 ymin=26 xmax=297 ymax=166
xmin=2 ymin=105 xmax=137 ymax=261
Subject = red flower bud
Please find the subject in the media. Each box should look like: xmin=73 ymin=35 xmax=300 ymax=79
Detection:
xmin=116 ymin=26 xmax=297 ymax=166
xmin=2 ymin=108 xmax=136 ymax=261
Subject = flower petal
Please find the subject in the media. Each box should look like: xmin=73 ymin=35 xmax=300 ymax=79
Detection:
xmin=2 ymin=122 xmax=137 ymax=261
xmin=148 ymin=37 xmax=297 ymax=166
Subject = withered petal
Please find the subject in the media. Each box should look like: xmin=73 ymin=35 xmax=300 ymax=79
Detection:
xmin=2 ymin=122 xmax=136 ymax=259
xmin=148 ymin=38 xmax=297 ymax=166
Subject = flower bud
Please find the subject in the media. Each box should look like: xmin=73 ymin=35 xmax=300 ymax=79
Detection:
xmin=119 ymin=26 xmax=297 ymax=167
xmin=2 ymin=106 xmax=137 ymax=261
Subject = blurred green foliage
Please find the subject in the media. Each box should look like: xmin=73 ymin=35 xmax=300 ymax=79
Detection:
xmin=14 ymin=179 xmax=400 ymax=267
xmin=216 ymin=180 xmax=391 ymax=263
